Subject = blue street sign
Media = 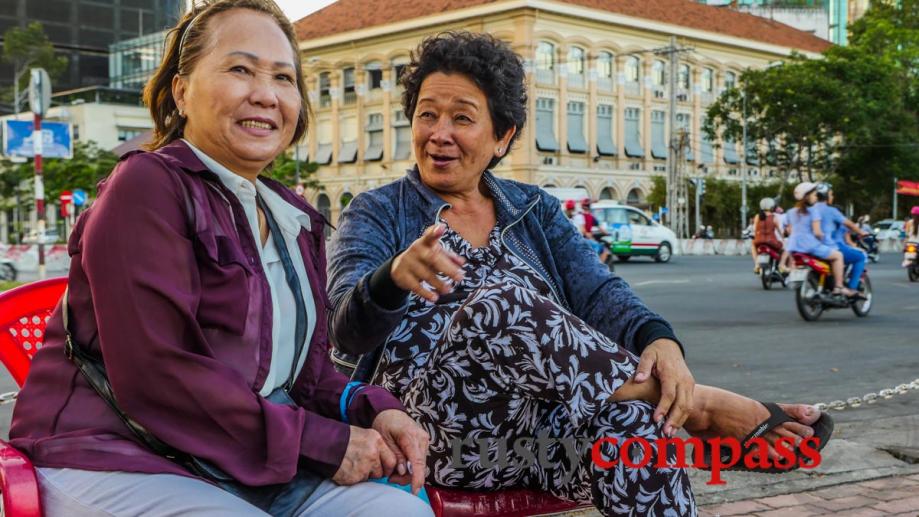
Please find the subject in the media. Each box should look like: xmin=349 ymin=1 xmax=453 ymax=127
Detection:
xmin=660 ymin=207 xmax=670 ymax=214
xmin=2 ymin=120 xmax=73 ymax=159
xmin=72 ymin=189 xmax=87 ymax=207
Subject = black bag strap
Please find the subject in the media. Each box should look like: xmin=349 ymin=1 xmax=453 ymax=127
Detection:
xmin=62 ymin=289 xmax=193 ymax=464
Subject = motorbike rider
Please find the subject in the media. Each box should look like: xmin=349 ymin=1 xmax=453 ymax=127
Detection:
xmin=786 ymin=182 xmax=855 ymax=297
xmin=751 ymin=197 xmax=784 ymax=274
xmin=814 ymin=183 xmax=870 ymax=294
xmin=572 ymin=198 xmax=611 ymax=264
xmin=907 ymin=206 xmax=919 ymax=243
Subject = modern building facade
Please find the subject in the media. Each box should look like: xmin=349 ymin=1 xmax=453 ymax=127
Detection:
xmin=294 ymin=0 xmax=829 ymax=223
xmin=109 ymin=30 xmax=168 ymax=90
xmin=696 ymin=0 xmax=870 ymax=45
xmin=0 ymin=0 xmax=184 ymax=109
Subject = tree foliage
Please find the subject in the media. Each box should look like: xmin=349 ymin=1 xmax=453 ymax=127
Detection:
xmin=0 ymin=140 xmax=117 ymax=211
xmin=1 ymin=22 xmax=68 ymax=111
xmin=704 ymin=1 xmax=919 ymax=220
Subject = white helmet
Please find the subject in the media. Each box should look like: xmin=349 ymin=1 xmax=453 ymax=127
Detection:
xmin=759 ymin=197 xmax=776 ymax=211
xmin=794 ymin=182 xmax=817 ymax=201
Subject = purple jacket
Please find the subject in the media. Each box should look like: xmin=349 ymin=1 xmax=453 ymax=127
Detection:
xmin=9 ymin=140 xmax=405 ymax=485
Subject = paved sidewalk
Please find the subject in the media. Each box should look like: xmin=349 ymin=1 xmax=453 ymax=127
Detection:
xmin=700 ymin=473 xmax=919 ymax=516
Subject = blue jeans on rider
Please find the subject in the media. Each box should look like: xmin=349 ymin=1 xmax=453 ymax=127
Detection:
xmin=837 ymin=243 xmax=866 ymax=289
xmin=589 ymin=240 xmax=604 ymax=255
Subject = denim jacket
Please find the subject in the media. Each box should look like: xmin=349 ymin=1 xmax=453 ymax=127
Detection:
xmin=326 ymin=167 xmax=681 ymax=377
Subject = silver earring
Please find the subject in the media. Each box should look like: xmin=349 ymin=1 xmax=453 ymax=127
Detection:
xmin=178 ymin=108 xmax=185 ymax=117
xmin=497 ymin=147 xmax=504 ymax=154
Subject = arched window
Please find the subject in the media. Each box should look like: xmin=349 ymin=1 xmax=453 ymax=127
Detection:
xmin=600 ymin=187 xmax=617 ymax=200
xmin=567 ymin=46 xmax=586 ymax=88
xmin=317 ymin=194 xmax=331 ymax=239
xmin=625 ymin=56 xmax=640 ymax=83
xmin=318 ymin=72 xmax=331 ymax=108
xmin=679 ymin=64 xmax=691 ymax=90
xmin=702 ymin=68 xmax=714 ymax=93
xmin=652 ymin=60 xmax=666 ymax=87
xmin=340 ymin=192 xmax=353 ymax=208
xmin=567 ymin=46 xmax=585 ymax=75
xmin=535 ymin=41 xmax=555 ymax=85
xmin=724 ymin=71 xmax=737 ymax=90
xmin=627 ymin=188 xmax=644 ymax=206
xmin=597 ymin=51 xmax=613 ymax=79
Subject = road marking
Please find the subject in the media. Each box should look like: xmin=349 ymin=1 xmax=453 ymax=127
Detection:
xmin=632 ymin=279 xmax=691 ymax=287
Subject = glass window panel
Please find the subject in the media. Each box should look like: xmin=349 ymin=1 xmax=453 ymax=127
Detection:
xmin=624 ymin=107 xmax=644 ymax=158
xmin=596 ymin=104 xmax=616 ymax=156
xmin=651 ymin=110 xmax=667 ymax=160
xmin=535 ymin=98 xmax=559 ymax=152
xmin=566 ymin=101 xmax=587 ymax=153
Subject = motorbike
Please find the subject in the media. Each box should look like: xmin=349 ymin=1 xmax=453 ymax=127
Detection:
xmin=904 ymin=241 xmax=919 ymax=282
xmin=856 ymin=231 xmax=879 ymax=263
xmin=789 ymin=252 xmax=872 ymax=321
xmin=0 ymin=259 xmax=16 ymax=281
xmin=756 ymin=244 xmax=787 ymax=290
xmin=592 ymin=230 xmax=615 ymax=272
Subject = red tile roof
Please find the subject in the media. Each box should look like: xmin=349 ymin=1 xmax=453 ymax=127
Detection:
xmin=294 ymin=0 xmax=831 ymax=54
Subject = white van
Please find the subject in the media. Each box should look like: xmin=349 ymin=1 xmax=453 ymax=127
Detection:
xmin=590 ymin=201 xmax=676 ymax=263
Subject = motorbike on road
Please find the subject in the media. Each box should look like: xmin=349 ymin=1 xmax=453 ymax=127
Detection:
xmin=591 ymin=230 xmax=615 ymax=272
xmin=856 ymin=232 xmax=879 ymax=264
xmin=756 ymin=245 xmax=787 ymax=290
xmin=904 ymin=241 xmax=918 ymax=282
xmin=789 ymin=252 xmax=872 ymax=321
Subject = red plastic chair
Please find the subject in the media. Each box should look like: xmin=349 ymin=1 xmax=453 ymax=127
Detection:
xmin=0 ymin=277 xmax=587 ymax=517
xmin=0 ymin=277 xmax=67 ymax=517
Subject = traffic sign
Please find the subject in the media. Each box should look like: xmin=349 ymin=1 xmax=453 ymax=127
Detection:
xmin=60 ymin=190 xmax=72 ymax=218
xmin=29 ymin=68 xmax=51 ymax=117
xmin=72 ymin=189 xmax=87 ymax=206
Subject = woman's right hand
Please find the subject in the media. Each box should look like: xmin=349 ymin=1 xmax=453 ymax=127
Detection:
xmin=332 ymin=426 xmax=398 ymax=486
xmin=391 ymin=224 xmax=466 ymax=303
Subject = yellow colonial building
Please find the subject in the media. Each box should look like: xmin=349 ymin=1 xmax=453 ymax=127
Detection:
xmin=293 ymin=0 xmax=829 ymax=223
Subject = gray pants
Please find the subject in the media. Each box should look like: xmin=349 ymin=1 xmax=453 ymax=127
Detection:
xmin=37 ymin=468 xmax=434 ymax=517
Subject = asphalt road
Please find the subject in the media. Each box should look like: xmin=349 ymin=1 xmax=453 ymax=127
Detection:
xmin=611 ymin=253 xmax=919 ymax=424
xmin=2 ymin=254 xmax=917 ymax=438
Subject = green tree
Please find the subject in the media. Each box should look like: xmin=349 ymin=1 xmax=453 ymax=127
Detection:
xmin=0 ymin=140 xmax=117 ymax=212
xmin=704 ymin=1 xmax=919 ymax=220
xmin=261 ymin=151 xmax=321 ymax=190
xmin=2 ymin=22 xmax=68 ymax=113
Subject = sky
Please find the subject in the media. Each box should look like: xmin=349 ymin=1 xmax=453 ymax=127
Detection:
xmin=273 ymin=0 xmax=339 ymax=23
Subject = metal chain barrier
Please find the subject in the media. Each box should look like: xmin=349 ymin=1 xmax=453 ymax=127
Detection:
xmin=814 ymin=378 xmax=919 ymax=412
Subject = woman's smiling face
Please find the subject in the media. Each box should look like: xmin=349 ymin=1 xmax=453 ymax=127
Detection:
xmin=172 ymin=8 xmax=301 ymax=178
xmin=412 ymin=72 xmax=514 ymax=194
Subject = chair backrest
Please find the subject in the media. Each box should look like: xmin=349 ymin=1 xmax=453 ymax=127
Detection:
xmin=0 ymin=278 xmax=67 ymax=387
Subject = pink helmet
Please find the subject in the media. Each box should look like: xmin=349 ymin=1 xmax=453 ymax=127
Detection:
xmin=912 ymin=206 xmax=919 ymax=216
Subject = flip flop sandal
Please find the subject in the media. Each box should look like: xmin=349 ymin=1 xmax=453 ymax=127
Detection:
xmin=697 ymin=402 xmax=834 ymax=473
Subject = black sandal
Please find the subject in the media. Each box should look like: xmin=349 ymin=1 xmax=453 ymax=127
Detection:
xmin=698 ymin=402 xmax=834 ymax=473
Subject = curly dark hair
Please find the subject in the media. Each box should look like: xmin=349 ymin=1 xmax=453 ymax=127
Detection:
xmin=401 ymin=32 xmax=527 ymax=169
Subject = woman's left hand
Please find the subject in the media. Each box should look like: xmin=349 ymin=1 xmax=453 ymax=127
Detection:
xmin=634 ymin=339 xmax=695 ymax=436
xmin=372 ymin=409 xmax=430 ymax=495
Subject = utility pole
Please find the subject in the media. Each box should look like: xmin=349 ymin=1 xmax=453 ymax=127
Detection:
xmin=893 ymin=176 xmax=898 ymax=220
xmin=741 ymin=90 xmax=748 ymax=233
xmin=29 ymin=68 xmax=51 ymax=280
xmin=654 ymin=36 xmax=693 ymax=237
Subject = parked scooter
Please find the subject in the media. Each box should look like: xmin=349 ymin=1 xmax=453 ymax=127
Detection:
xmin=789 ymin=252 xmax=872 ymax=321
xmin=903 ymin=241 xmax=918 ymax=282
xmin=755 ymin=245 xmax=787 ymax=290
xmin=0 ymin=259 xmax=16 ymax=281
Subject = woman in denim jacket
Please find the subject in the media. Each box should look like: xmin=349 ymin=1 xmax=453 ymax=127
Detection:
xmin=328 ymin=32 xmax=830 ymax=516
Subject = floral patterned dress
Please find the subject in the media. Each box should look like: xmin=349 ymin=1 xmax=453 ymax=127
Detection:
xmin=374 ymin=222 xmax=696 ymax=517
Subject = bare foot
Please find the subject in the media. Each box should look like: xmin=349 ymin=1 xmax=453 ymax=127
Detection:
xmin=684 ymin=386 xmax=820 ymax=459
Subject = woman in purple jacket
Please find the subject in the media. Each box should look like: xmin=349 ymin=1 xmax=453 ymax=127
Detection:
xmin=9 ymin=1 xmax=431 ymax=516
